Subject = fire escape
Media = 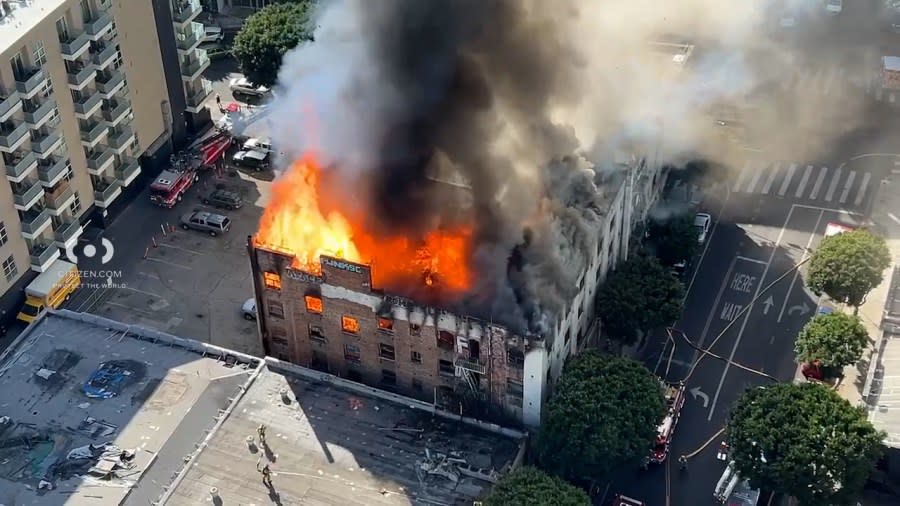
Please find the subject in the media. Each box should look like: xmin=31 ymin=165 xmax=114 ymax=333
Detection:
xmin=455 ymin=332 xmax=487 ymax=401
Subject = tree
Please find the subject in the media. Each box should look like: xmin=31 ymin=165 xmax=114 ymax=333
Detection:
xmin=794 ymin=312 xmax=869 ymax=372
xmin=535 ymin=352 xmax=666 ymax=482
xmin=231 ymin=1 xmax=315 ymax=88
xmin=727 ymin=383 xmax=884 ymax=506
xmin=647 ymin=213 xmax=699 ymax=267
xmin=484 ymin=467 xmax=590 ymax=506
xmin=807 ymin=229 xmax=890 ymax=307
xmin=596 ymin=255 xmax=685 ymax=345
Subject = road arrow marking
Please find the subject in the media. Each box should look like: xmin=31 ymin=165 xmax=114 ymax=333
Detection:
xmin=762 ymin=296 xmax=774 ymax=315
xmin=788 ymin=302 xmax=811 ymax=317
xmin=689 ymin=387 xmax=709 ymax=408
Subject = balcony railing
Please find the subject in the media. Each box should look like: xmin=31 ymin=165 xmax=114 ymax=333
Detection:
xmin=30 ymin=243 xmax=59 ymax=270
xmin=0 ymin=123 xmax=29 ymax=150
xmin=176 ymin=22 xmax=203 ymax=51
xmin=454 ymin=357 xmax=487 ymax=375
xmin=38 ymin=157 xmax=69 ymax=185
xmin=107 ymin=126 xmax=134 ymax=150
xmin=186 ymin=79 xmax=213 ymax=110
xmin=91 ymin=43 xmax=118 ymax=68
xmin=23 ymin=98 xmax=57 ymax=126
xmin=93 ymin=179 xmax=121 ymax=204
xmin=73 ymin=92 xmax=103 ymax=117
xmin=86 ymin=149 xmax=113 ymax=174
xmin=85 ymin=12 xmax=113 ymax=38
xmin=80 ymin=121 xmax=107 ymax=145
xmin=14 ymin=67 xmax=47 ymax=95
xmin=102 ymin=98 xmax=130 ymax=124
xmin=172 ymin=0 xmax=201 ymax=24
xmin=115 ymin=157 xmax=140 ymax=185
xmin=31 ymin=131 xmax=62 ymax=155
xmin=5 ymin=152 xmax=37 ymax=180
xmin=180 ymin=50 xmax=209 ymax=78
xmin=20 ymin=209 xmax=51 ymax=236
xmin=0 ymin=91 xmax=22 ymax=121
xmin=45 ymin=184 xmax=74 ymax=210
xmin=96 ymin=70 xmax=124 ymax=95
xmin=60 ymin=32 xmax=91 ymax=59
xmin=13 ymin=179 xmax=44 ymax=209
xmin=67 ymin=62 xmax=96 ymax=87
xmin=54 ymin=219 xmax=83 ymax=245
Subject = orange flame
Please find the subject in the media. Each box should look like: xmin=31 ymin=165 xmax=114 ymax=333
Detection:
xmin=255 ymin=153 xmax=474 ymax=294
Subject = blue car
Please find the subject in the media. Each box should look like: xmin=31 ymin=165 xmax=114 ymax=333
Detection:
xmin=817 ymin=306 xmax=834 ymax=315
xmin=82 ymin=362 xmax=134 ymax=399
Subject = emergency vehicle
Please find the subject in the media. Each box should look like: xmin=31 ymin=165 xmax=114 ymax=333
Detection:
xmin=648 ymin=381 xmax=686 ymax=464
xmin=150 ymin=168 xmax=198 ymax=207
xmin=714 ymin=461 xmax=760 ymax=505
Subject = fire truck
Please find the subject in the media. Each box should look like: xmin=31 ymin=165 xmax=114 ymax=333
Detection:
xmin=714 ymin=461 xmax=760 ymax=505
xmin=149 ymin=133 xmax=232 ymax=208
xmin=150 ymin=168 xmax=198 ymax=208
xmin=648 ymin=381 xmax=686 ymax=464
xmin=612 ymin=494 xmax=645 ymax=506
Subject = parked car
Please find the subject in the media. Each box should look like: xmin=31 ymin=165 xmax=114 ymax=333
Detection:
xmin=203 ymin=189 xmax=243 ymax=209
xmin=242 ymin=137 xmax=273 ymax=155
xmin=202 ymin=25 xmax=224 ymax=43
xmin=229 ymin=77 xmax=269 ymax=97
xmin=242 ymin=298 xmax=257 ymax=321
xmin=180 ymin=211 xmax=231 ymax=236
xmin=694 ymin=213 xmax=711 ymax=244
xmin=233 ymin=150 xmax=270 ymax=170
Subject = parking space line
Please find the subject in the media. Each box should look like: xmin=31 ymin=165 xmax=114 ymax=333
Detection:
xmin=692 ymin=257 xmax=739 ymax=360
xmin=777 ymin=163 xmax=797 ymax=197
xmin=105 ymin=301 xmax=156 ymax=316
xmin=158 ymin=242 xmax=204 ymax=255
xmin=777 ymin=210 xmax=824 ymax=323
xmin=794 ymin=165 xmax=813 ymax=198
xmin=824 ymin=168 xmax=842 ymax=202
xmin=145 ymin=257 xmax=192 ymax=270
xmin=838 ymin=171 xmax=856 ymax=204
xmin=809 ymin=167 xmax=828 ymax=199
xmin=854 ymin=173 xmax=871 ymax=207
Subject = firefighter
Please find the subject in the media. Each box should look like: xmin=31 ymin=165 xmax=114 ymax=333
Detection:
xmin=678 ymin=455 xmax=688 ymax=470
xmin=260 ymin=463 xmax=272 ymax=486
xmin=257 ymin=423 xmax=267 ymax=444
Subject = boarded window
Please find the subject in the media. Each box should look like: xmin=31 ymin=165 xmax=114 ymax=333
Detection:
xmin=409 ymin=323 xmax=421 ymax=337
xmin=377 ymin=317 xmax=393 ymax=332
xmin=506 ymin=378 xmax=524 ymax=398
xmin=341 ymin=316 xmax=359 ymax=334
xmin=263 ymin=272 xmax=281 ymax=290
xmin=437 ymin=330 xmax=454 ymax=351
xmin=439 ymin=359 xmax=454 ymax=375
xmin=271 ymin=336 xmax=289 ymax=346
xmin=309 ymin=325 xmax=326 ymax=342
xmin=381 ymin=369 xmax=397 ymax=385
xmin=507 ymin=348 xmax=524 ymax=368
xmin=305 ymin=295 xmax=323 ymax=314
xmin=268 ymin=301 xmax=284 ymax=319
xmin=344 ymin=344 xmax=361 ymax=364
xmin=379 ymin=343 xmax=395 ymax=361
xmin=410 ymin=350 xmax=422 ymax=363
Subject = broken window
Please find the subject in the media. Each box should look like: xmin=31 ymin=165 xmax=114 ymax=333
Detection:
xmin=344 ymin=344 xmax=361 ymax=364
xmin=437 ymin=330 xmax=454 ymax=351
xmin=381 ymin=369 xmax=396 ymax=386
xmin=341 ymin=315 xmax=359 ymax=334
xmin=305 ymin=295 xmax=323 ymax=314
xmin=439 ymin=359 xmax=455 ymax=376
xmin=268 ymin=301 xmax=284 ymax=319
xmin=506 ymin=378 xmax=524 ymax=399
xmin=309 ymin=325 xmax=326 ymax=342
xmin=409 ymin=323 xmax=421 ymax=337
xmin=410 ymin=350 xmax=422 ymax=363
xmin=379 ymin=343 xmax=395 ymax=361
xmin=263 ymin=271 xmax=281 ymax=290
xmin=507 ymin=348 xmax=524 ymax=368
xmin=377 ymin=317 xmax=393 ymax=332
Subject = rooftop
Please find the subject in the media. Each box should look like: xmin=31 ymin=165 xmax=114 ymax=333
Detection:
xmin=0 ymin=309 xmax=259 ymax=505
xmin=0 ymin=0 xmax=68 ymax=53
xmin=164 ymin=361 xmax=526 ymax=505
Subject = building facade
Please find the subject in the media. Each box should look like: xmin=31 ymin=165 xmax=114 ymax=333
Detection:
xmin=0 ymin=0 xmax=211 ymax=323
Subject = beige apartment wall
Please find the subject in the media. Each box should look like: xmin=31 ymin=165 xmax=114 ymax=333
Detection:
xmin=0 ymin=181 xmax=32 ymax=291
xmin=108 ymin=0 xmax=168 ymax=154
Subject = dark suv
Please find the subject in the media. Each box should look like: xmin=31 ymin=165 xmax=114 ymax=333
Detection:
xmin=203 ymin=189 xmax=243 ymax=210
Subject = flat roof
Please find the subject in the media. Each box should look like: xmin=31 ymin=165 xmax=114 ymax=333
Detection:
xmin=165 ymin=362 xmax=526 ymax=505
xmin=0 ymin=310 xmax=259 ymax=505
xmin=0 ymin=0 xmax=68 ymax=53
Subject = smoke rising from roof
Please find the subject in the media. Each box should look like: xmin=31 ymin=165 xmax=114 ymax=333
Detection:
xmin=267 ymin=0 xmax=871 ymax=334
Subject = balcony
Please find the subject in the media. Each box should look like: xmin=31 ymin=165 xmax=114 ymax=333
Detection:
xmin=96 ymin=70 xmax=125 ymax=98
xmin=31 ymin=131 xmax=62 ymax=158
xmin=101 ymin=98 xmax=130 ymax=126
xmin=23 ymin=98 xmax=57 ymax=128
xmin=13 ymin=179 xmax=45 ymax=211
xmin=91 ymin=43 xmax=118 ymax=69
xmin=176 ymin=22 xmax=203 ymax=53
xmin=107 ymin=126 xmax=134 ymax=153
xmin=38 ymin=157 xmax=69 ymax=187
xmin=115 ymin=157 xmax=141 ymax=186
xmin=180 ymin=50 xmax=209 ymax=81
xmin=15 ymin=67 xmax=48 ymax=98
xmin=5 ymin=151 xmax=37 ymax=182
xmin=67 ymin=62 xmax=96 ymax=89
xmin=0 ymin=91 xmax=22 ymax=123
xmin=93 ymin=179 xmax=121 ymax=208
xmin=86 ymin=149 xmax=114 ymax=175
xmin=73 ymin=92 xmax=103 ymax=119
xmin=454 ymin=357 xmax=487 ymax=375
xmin=85 ymin=12 xmax=113 ymax=40
xmin=0 ymin=123 xmax=29 ymax=153
xmin=80 ymin=120 xmax=108 ymax=148
xmin=60 ymin=32 xmax=91 ymax=60
xmin=185 ymin=79 xmax=212 ymax=113
xmin=45 ymin=183 xmax=75 ymax=213
xmin=29 ymin=243 xmax=60 ymax=272
xmin=20 ymin=209 xmax=51 ymax=239
xmin=173 ymin=0 xmax=201 ymax=26
xmin=54 ymin=219 xmax=83 ymax=249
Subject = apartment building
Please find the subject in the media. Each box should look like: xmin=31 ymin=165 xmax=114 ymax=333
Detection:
xmin=0 ymin=0 xmax=212 ymax=321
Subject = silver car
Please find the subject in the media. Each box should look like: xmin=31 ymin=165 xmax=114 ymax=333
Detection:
xmin=180 ymin=211 xmax=231 ymax=236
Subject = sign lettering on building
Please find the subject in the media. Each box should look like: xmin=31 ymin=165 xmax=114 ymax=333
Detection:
xmin=386 ymin=295 xmax=413 ymax=308
xmin=286 ymin=270 xmax=324 ymax=284
xmin=321 ymin=257 xmax=364 ymax=274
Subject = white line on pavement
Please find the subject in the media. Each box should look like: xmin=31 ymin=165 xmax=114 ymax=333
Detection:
xmin=791 ymin=204 xmax=864 ymax=216
xmin=692 ymin=257 xmax=739 ymax=364
xmin=854 ymin=173 xmax=871 ymax=207
xmin=732 ymin=161 xmax=753 ymax=193
xmin=795 ymin=165 xmax=813 ymax=198
xmin=761 ymin=163 xmax=780 ymax=194
xmin=778 ymin=163 xmax=797 ymax=197
xmin=809 ymin=167 xmax=828 ymax=199
xmin=746 ymin=165 xmax=766 ymax=193
xmin=824 ymin=168 xmax=842 ymax=202
xmin=144 ymin=258 xmax=191 ymax=270
xmin=777 ymin=210 xmax=824 ymax=324
xmin=735 ymin=255 xmax=767 ymax=266
xmin=838 ymin=171 xmax=856 ymax=204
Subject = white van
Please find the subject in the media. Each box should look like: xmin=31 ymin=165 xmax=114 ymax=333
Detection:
xmin=202 ymin=25 xmax=224 ymax=44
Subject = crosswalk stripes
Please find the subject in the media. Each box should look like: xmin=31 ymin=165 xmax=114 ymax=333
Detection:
xmin=784 ymin=65 xmax=851 ymax=98
xmin=730 ymin=161 xmax=873 ymax=208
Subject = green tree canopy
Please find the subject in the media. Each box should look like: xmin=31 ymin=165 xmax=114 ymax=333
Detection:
xmin=794 ymin=312 xmax=869 ymax=370
xmin=647 ymin=213 xmax=700 ymax=267
xmin=807 ymin=229 xmax=890 ymax=307
xmin=484 ymin=467 xmax=590 ymax=506
xmin=727 ymin=383 xmax=884 ymax=506
xmin=535 ymin=352 xmax=666 ymax=482
xmin=231 ymin=1 xmax=316 ymax=88
xmin=596 ymin=255 xmax=685 ymax=344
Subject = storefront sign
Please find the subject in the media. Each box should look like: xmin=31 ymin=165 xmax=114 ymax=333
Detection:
xmin=321 ymin=257 xmax=364 ymax=274
xmin=286 ymin=270 xmax=324 ymax=284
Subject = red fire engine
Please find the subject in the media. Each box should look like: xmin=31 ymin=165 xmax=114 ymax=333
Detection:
xmin=150 ymin=168 xmax=198 ymax=208
xmin=648 ymin=381 xmax=686 ymax=464
xmin=199 ymin=132 xmax=232 ymax=169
